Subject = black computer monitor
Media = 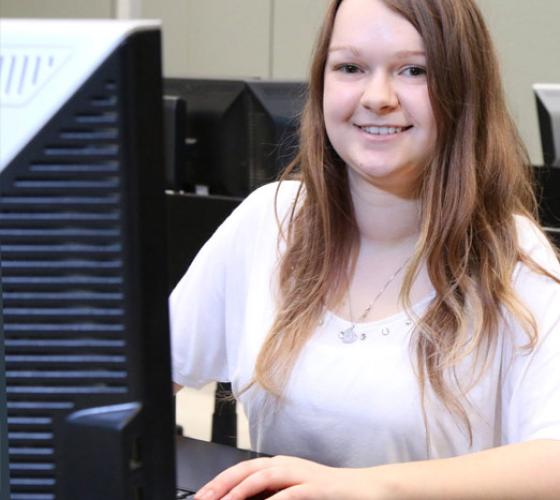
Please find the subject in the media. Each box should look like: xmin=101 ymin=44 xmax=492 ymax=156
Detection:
xmin=163 ymin=78 xmax=306 ymax=197
xmin=164 ymin=78 xmax=247 ymax=195
xmin=245 ymin=80 xmax=306 ymax=191
xmin=534 ymin=83 xmax=560 ymax=168
xmin=0 ymin=19 xmax=175 ymax=500
xmin=163 ymin=95 xmax=188 ymax=191
xmin=0 ymin=274 xmax=7 ymax=497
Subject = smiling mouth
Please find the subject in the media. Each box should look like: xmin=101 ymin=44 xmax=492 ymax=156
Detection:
xmin=358 ymin=125 xmax=413 ymax=136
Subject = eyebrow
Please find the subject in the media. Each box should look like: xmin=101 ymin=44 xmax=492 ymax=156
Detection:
xmin=328 ymin=45 xmax=362 ymax=56
xmin=328 ymin=46 xmax=426 ymax=59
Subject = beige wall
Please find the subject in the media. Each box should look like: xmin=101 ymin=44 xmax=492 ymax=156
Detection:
xmin=140 ymin=0 xmax=327 ymax=80
xmin=2 ymin=0 xmax=559 ymax=164
xmin=0 ymin=0 xmax=114 ymax=18
xmin=477 ymin=0 xmax=560 ymax=165
xmin=270 ymin=0 xmax=328 ymax=80
xmin=143 ymin=0 xmax=272 ymax=79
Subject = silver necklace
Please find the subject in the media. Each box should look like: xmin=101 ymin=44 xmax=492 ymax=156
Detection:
xmin=338 ymin=257 xmax=411 ymax=344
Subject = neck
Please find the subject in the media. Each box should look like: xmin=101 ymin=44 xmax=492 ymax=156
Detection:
xmin=349 ymin=173 xmax=421 ymax=249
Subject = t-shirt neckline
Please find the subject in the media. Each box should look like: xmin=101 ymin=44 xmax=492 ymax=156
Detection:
xmin=325 ymin=291 xmax=435 ymax=328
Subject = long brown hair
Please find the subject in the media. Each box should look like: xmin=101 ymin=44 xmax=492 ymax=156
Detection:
xmin=252 ymin=0 xmax=559 ymax=441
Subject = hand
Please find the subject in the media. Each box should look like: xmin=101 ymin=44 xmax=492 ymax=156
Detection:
xmin=193 ymin=455 xmax=380 ymax=500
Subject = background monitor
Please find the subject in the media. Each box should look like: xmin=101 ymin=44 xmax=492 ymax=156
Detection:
xmin=0 ymin=19 xmax=175 ymax=500
xmin=245 ymin=80 xmax=306 ymax=192
xmin=163 ymin=78 xmax=306 ymax=197
xmin=164 ymin=78 xmax=247 ymax=195
xmin=534 ymin=83 xmax=560 ymax=168
xmin=163 ymin=95 xmax=188 ymax=191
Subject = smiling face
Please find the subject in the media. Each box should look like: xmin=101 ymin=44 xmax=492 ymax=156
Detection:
xmin=323 ymin=0 xmax=437 ymax=195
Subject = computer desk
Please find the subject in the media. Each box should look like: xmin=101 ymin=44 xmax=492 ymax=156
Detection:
xmin=175 ymin=434 xmax=266 ymax=492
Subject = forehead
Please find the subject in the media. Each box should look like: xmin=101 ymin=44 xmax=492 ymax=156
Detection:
xmin=330 ymin=0 xmax=424 ymax=53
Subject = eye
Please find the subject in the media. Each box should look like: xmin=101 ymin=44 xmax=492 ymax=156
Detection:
xmin=335 ymin=63 xmax=362 ymax=74
xmin=401 ymin=65 xmax=427 ymax=77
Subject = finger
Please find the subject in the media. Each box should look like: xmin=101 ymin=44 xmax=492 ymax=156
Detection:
xmin=268 ymin=484 xmax=317 ymax=500
xmin=194 ymin=458 xmax=273 ymax=500
xmin=221 ymin=466 xmax=301 ymax=500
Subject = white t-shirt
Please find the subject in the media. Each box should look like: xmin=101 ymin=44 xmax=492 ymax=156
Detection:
xmin=170 ymin=181 xmax=560 ymax=467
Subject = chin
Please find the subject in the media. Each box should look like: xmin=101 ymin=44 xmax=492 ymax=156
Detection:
xmin=349 ymin=161 xmax=422 ymax=191
xmin=353 ymin=162 xmax=407 ymax=179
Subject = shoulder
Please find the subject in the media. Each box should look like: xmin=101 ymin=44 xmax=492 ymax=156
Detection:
xmin=204 ymin=180 xmax=302 ymax=253
xmin=514 ymin=214 xmax=560 ymax=276
xmin=240 ymin=180 xmax=302 ymax=212
xmin=229 ymin=180 xmax=303 ymax=230
xmin=510 ymin=215 xmax=560 ymax=333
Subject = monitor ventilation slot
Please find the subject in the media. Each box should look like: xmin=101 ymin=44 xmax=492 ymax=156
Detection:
xmin=1 ymin=73 xmax=130 ymax=498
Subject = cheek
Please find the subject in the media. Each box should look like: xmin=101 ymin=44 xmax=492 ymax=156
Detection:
xmin=322 ymin=84 xmax=338 ymax=128
xmin=323 ymin=79 xmax=358 ymax=123
xmin=404 ymin=89 xmax=436 ymax=140
xmin=322 ymin=84 xmax=339 ymax=141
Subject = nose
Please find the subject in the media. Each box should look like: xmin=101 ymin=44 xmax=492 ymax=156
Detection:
xmin=360 ymin=72 xmax=399 ymax=113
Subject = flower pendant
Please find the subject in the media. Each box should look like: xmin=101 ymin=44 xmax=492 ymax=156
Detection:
xmin=339 ymin=326 xmax=366 ymax=344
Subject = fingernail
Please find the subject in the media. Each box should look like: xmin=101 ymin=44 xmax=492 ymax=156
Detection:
xmin=195 ymin=489 xmax=212 ymax=500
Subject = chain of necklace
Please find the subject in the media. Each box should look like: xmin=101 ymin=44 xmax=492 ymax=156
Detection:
xmin=338 ymin=256 xmax=411 ymax=344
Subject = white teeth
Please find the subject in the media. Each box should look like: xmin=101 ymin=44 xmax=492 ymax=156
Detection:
xmin=361 ymin=126 xmax=407 ymax=135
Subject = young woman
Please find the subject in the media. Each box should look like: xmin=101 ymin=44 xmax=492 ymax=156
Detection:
xmin=171 ymin=0 xmax=560 ymax=498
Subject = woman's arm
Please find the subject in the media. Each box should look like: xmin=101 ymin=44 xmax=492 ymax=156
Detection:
xmin=194 ymin=439 xmax=560 ymax=500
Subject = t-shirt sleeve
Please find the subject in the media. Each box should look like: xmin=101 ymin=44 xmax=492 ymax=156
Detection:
xmin=169 ymin=210 xmax=234 ymax=388
xmin=168 ymin=182 xmax=294 ymax=389
xmin=501 ymin=217 xmax=560 ymax=443
xmin=168 ymin=189 xmax=258 ymax=388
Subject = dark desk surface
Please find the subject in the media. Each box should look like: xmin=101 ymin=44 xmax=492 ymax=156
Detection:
xmin=175 ymin=435 xmax=264 ymax=492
